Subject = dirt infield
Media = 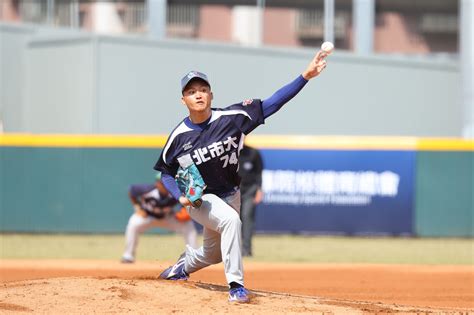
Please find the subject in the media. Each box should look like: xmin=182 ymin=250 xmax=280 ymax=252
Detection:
xmin=1 ymin=260 xmax=473 ymax=314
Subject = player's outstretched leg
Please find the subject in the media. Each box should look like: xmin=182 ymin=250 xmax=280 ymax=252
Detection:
xmin=121 ymin=213 xmax=155 ymax=264
xmin=159 ymin=252 xmax=189 ymax=280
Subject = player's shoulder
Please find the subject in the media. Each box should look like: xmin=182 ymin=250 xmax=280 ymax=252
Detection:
xmin=221 ymin=98 xmax=261 ymax=110
xmin=161 ymin=118 xmax=196 ymax=164
xmin=169 ymin=118 xmax=193 ymax=136
xmin=210 ymin=99 xmax=261 ymax=118
xmin=165 ymin=119 xmax=194 ymax=146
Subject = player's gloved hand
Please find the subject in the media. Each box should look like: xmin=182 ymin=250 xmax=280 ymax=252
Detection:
xmin=178 ymin=196 xmax=192 ymax=207
xmin=175 ymin=164 xmax=206 ymax=208
xmin=174 ymin=206 xmax=191 ymax=222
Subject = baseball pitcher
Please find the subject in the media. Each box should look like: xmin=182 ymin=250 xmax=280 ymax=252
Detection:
xmin=154 ymin=49 xmax=328 ymax=303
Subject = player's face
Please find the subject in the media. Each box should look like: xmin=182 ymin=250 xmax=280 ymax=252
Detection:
xmin=181 ymin=80 xmax=213 ymax=114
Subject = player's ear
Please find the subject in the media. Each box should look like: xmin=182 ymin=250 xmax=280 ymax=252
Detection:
xmin=210 ymin=92 xmax=214 ymax=100
xmin=181 ymin=96 xmax=186 ymax=106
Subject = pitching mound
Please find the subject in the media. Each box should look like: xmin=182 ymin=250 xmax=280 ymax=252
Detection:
xmin=0 ymin=277 xmax=452 ymax=314
xmin=1 ymin=260 xmax=473 ymax=313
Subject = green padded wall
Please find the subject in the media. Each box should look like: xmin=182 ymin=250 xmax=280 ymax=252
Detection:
xmin=415 ymin=151 xmax=473 ymax=237
xmin=2 ymin=145 xmax=473 ymax=237
xmin=1 ymin=147 xmax=161 ymax=233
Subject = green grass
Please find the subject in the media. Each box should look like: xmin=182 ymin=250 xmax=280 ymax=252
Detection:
xmin=0 ymin=233 xmax=190 ymax=262
xmin=1 ymin=233 xmax=473 ymax=265
xmin=252 ymin=235 xmax=474 ymax=265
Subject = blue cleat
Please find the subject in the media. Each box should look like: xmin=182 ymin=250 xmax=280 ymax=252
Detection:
xmin=159 ymin=253 xmax=189 ymax=280
xmin=228 ymin=287 xmax=250 ymax=303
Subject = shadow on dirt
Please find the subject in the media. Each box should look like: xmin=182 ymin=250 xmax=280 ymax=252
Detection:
xmin=194 ymin=282 xmax=228 ymax=292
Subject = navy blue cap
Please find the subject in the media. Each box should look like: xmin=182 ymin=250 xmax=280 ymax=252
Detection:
xmin=181 ymin=71 xmax=211 ymax=92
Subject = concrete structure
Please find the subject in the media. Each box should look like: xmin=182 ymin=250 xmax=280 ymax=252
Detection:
xmin=460 ymin=0 xmax=473 ymax=139
xmin=0 ymin=22 xmax=462 ymax=137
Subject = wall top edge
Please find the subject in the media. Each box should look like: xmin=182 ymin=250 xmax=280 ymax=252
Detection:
xmin=0 ymin=21 xmax=457 ymax=70
xmin=27 ymin=35 xmax=94 ymax=47
xmin=0 ymin=22 xmax=36 ymax=33
xmin=0 ymin=134 xmax=472 ymax=151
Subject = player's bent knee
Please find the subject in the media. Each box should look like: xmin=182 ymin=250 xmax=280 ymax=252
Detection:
xmin=227 ymin=214 xmax=242 ymax=228
xmin=207 ymin=255 xmax=223 ymax=265
xmin=219 ymin=217 xmax=241 ymax=234
xmin=202 ymin=248 xmax=222 ymax=264
xmin=222 ymin=209 xmax=240 ymax=223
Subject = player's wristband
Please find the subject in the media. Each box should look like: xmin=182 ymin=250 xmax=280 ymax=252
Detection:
xmin=162 ymin=173 xmax=182 ymax=200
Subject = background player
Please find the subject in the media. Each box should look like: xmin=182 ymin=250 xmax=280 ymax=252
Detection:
xmin=121 ymin=172 xmax=198 ymax=263
xmin=238 ymin=143 xmax=264 ymax=257
xmin=154 ymin=49 xmax=328 ymax=303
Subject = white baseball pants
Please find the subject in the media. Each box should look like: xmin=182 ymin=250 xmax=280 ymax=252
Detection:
xmin=122 ymin=213 xmax=198 ymax=261
xmin=184 ymin=192 xmax=244 ymax=286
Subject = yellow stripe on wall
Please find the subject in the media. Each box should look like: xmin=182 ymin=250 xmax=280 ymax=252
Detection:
xmin=244 ymin=135 xmax=419 ymax=150
xmin=0 ymin=133 xmax=473 ymax=151
xmin=246 ymin=136 xmax=474 ymax=151
xmin=0 ymin=134 xmax=167 ymax=148
xmin=416 ymin=138 xmax=474 ymax=151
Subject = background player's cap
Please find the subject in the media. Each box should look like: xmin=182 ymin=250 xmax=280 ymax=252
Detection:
xmin=155 ymin=171 xmax=162 ymax=181
xmin=181 ymin=71 xmax=210 ymax=92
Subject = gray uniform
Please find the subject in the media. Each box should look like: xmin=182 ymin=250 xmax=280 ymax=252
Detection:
xmin=185 ymin=193 xmax=242 ymax=284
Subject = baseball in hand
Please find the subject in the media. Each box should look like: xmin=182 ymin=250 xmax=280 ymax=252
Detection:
xmin=321 ymin=41 xmax=334 ymax=55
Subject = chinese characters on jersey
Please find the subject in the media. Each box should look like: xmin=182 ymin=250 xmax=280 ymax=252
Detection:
xmin=191 ymin=136 xmax=240 ymax=168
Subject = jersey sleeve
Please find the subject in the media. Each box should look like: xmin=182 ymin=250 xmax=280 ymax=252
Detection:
xmin=225 ymin=99 xmax=265 ymax=135
xmin=154 ymin=152 xmax=179 ymax=176
xmin=153 ymin=136 xmax=180 ymax=176
xmin=161 ymin=173 xmax=182 ymax=200
xmin=262 ymin=75 xmax=308 ymax=118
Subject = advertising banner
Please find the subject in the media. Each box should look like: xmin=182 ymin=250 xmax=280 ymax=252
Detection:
xmin=255 ymin=149 xmax=415 ymax=235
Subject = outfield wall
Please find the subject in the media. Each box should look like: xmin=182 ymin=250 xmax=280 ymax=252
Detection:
xmin=415 ymin=150 xmax=473 ymax=237
xmin=1 ymin=134 xmax=472 ymax=237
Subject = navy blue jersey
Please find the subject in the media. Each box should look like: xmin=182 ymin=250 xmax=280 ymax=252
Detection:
xmin=129 ymin=184 xmax=177 ymax=219
xmin=154 ymin=99 xmax=265 ymax=197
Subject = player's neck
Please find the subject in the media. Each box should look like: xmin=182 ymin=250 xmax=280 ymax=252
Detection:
xmin=188 ymin=110 xmax=211 ymax=124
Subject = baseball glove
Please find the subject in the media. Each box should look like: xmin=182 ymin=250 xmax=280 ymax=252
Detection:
xmin=175 ymin=163 xmax=206 ymax=207
xmin=174 ymin=206 xmax=191 ymax=222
